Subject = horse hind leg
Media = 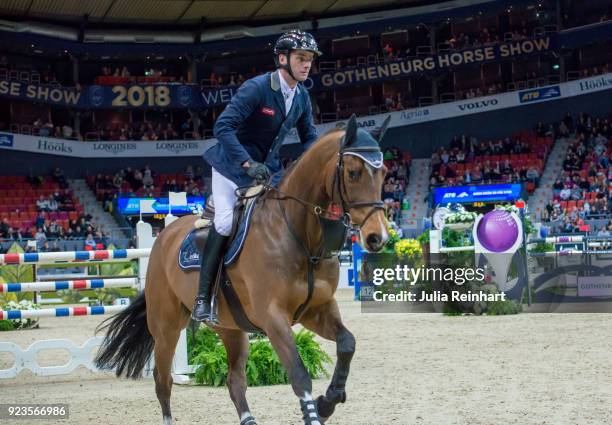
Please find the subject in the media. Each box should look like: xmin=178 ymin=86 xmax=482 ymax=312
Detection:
xmin=151 ymin=320 xmax=184 ymax=425
xmin=216 ymin=328 xmax=258 ymax=425
xmin=300 ymin=300 xmax=355 ymax=423
xmin=148 ymin=295 xmax=190 ymax=424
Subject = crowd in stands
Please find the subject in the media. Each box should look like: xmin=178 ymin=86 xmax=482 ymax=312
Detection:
xmin=429 ymin=129 xmax=551 ymax=191
xmin=84 ymin=121 xmax=183 ymax=141
xmin=0 ymin=170 xmax=108 ymax=252
xmin=11 ymin=116 xmax=206 ymax=142
xmin=381 ymin=147 xmax=412 ymax=226
xmin=542 ymin=112 xmax=612 ymax=233
xmin=90 ymin=164 xmax=207 ymax=212
xmin=95 ymin=65 xmax=184 ymax=85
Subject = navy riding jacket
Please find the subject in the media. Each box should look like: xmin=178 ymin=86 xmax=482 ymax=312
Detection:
xmin=203 ymin=71 xmax=318 ymax=186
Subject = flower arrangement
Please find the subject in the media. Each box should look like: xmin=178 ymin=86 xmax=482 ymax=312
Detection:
xmin=444 ymin=211 xmax=478 ymax=224
xmin=394 ymin=238 xmax=422 ymax=259
xmin=383 ymin=227 xmax=401 ymax=253
xmin=1 ymin=300 xmax=40 ymax=329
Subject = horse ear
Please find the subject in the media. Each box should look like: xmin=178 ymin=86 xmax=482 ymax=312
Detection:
xmin=342 ymin=114 xmax=358 ymax=148
xmin=373 ymin=115 xmax=391 ymax=143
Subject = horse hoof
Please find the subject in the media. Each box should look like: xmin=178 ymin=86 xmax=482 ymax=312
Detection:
xmin=316 ymin=395 xmax=336 ymax=420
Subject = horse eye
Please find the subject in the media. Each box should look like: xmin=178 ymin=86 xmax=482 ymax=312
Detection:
xmin=348 ymin=170 xmax=360 ymax=181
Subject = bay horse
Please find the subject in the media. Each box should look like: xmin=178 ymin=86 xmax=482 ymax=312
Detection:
xmin=95 ymin=114 xmax=390 ymax=425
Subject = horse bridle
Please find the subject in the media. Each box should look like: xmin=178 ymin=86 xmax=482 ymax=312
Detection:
xmin=333 ymin=144 xmax=386 ymax=231
xmin=260 ymin=142 xmax=386 ymax=233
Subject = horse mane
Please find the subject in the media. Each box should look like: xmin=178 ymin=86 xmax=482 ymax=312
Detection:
xmin=277 ymin=127 xmax=345 ymax=186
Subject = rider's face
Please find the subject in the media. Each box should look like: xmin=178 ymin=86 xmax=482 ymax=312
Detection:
xmin=280 ymin=50 xmax=315 ymax=82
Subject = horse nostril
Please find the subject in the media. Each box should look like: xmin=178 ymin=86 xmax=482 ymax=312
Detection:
xmin=366 ymin=233 xmax=382 ymax=250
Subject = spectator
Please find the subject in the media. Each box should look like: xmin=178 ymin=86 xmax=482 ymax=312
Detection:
xmin=47 ymin=195 xmax=59 ymax=212
xmin=84 ymin=233 xmax=97 ymax=249
xmin=35 ymin=228 xmax=47 ymax=248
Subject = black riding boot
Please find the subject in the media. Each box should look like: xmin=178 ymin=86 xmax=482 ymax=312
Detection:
xmin=192 ymin=227 xmax=229 ymax=323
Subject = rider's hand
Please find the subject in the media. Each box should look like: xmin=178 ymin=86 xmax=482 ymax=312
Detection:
xmin=244 ymin=160 xmax=270 ymax=184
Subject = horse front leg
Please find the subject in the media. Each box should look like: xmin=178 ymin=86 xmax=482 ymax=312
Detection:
xmin=300 ymin=300 xmax=355 ymax=422
xmin=263 ymin=311 xmax=324 ymax=425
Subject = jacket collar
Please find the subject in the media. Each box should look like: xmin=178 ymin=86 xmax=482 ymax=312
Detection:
xmin=271 ymin=71 xmax=285 ymax=115
xmin=270 ymin=70 xmax=281 ymax=91
xmin=270 ymin=70 xmax=301 ymax=95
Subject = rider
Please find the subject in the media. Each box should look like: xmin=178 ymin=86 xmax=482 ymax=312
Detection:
xmin=192 ymin=29 xmax=322 ymax=323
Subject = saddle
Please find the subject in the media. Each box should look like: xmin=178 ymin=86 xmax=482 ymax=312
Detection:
xmin=183 ymin=185 xmax=264 ymax=262
xmin=179 ymin=185 xmax=265 ymax=333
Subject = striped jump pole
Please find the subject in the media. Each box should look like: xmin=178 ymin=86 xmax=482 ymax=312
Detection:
xmin=530 ymin=250 xmax=584 ymax=257
xmin=0 ymin=248 xmax=151 ymax=265
xmin=528 ymin=236 xmax=586 ymax=244
xmin=588 ymin=242 xmax=612 ymax=248
xmin=0 ymin=305 xmax=126 ymax=320
xmin=0 ymin=278 xmax=138 ymax=293
xmin=528 ymin=249 xmax=612 ymax=257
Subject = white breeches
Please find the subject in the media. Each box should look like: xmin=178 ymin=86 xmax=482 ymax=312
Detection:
xmin=211 ymin=167 xmax=238 ymax=236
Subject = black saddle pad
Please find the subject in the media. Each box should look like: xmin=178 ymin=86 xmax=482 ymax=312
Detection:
xmin=178 ymin=195 xmax=258 ymax=270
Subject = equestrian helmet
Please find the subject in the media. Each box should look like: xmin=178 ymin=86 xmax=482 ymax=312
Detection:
xmin=274 ymin=30 xmax=322 ymax=57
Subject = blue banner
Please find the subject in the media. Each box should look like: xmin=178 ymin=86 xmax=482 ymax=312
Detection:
xmin=518 ymin=85 xmax=561 ymax=103
xmin=0 ymin=80 xmax=206 ymax=109
xmin=434 ymin=184 xmax=522 ymax=205
xmin=0 ymin=133 xmax=14 ymax=147
xmin=118 ymin=196 xmax=205 ymax=215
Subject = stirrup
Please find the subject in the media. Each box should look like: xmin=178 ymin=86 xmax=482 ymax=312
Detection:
xmin=191 ymin=296 xmax=218 ymax=324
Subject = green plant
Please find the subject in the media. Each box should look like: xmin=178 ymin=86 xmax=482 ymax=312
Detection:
xmin=247 ymin=338 xmax=287 ymax=386
xmin=188 ymin=327 xmax=332 ymax=387
xmin=93 ymin=287 xmax=137 ymax=305
xmin=486 ymin=299 xmax=522 ymax=315
xmin=58 ymin=289 xmax=85 ymax=304
xmin=0 ymin=243 xmax=34 ymax=304
xmin=295 ymin=330 xmax=332 ymax=380
xmin=531 ymin=242 xmax=554 ymax=253
xmin=416 ymin=231 xmax=430 ymax=245
xmin=1 ymin=300 xmax=40 ymax=329
xmin=441 ymin=228 xmax=470 ymax=248
xmin=442 ymin=306 xmax=464 ymax=316
xmin=382 ymin=228 xmax=401 ymax=253
xmin=523 ymin=216 xmax=536 ymax=236
xmin=0 ymin=320 xmax=15 ymax=331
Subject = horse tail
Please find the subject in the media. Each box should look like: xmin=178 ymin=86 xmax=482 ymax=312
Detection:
xmin=94 ymin=293 xmax=153 ymax=379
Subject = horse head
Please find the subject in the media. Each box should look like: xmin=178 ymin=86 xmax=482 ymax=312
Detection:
xmin=335 ymin=114 xmax=390 ymax=252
